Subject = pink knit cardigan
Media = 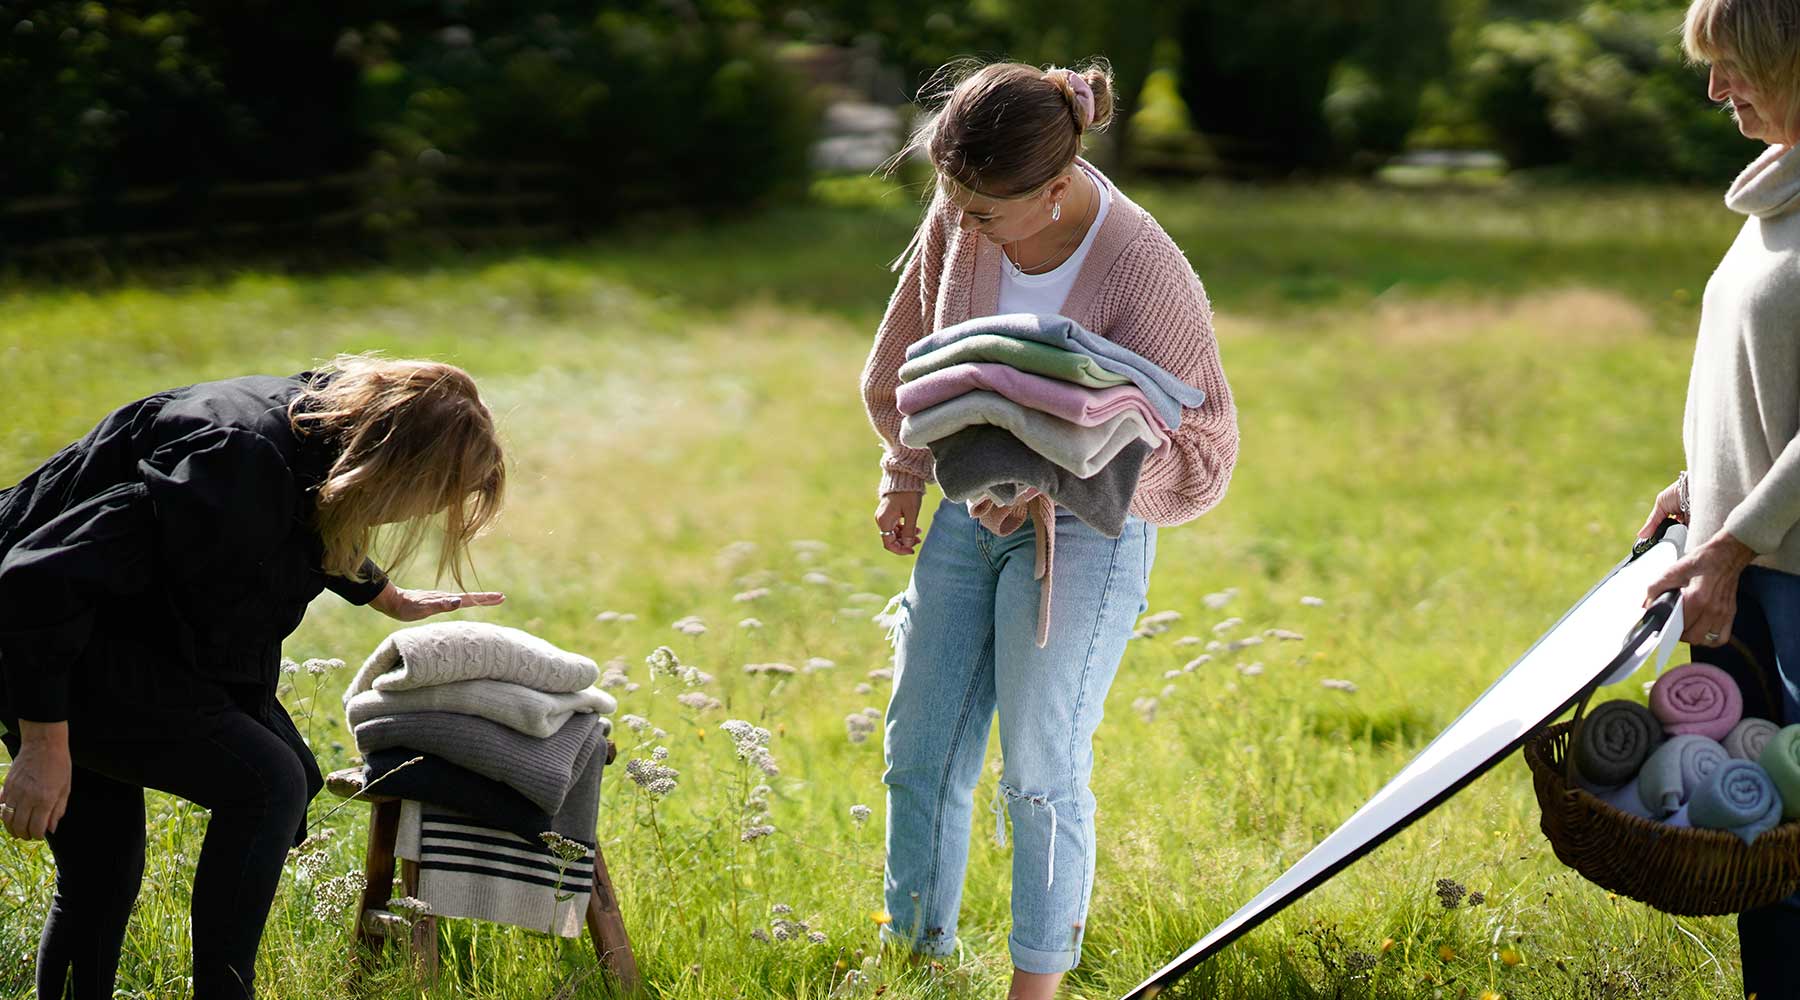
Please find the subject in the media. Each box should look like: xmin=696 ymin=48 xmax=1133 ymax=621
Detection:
xmin=860 ymin=159 xmax=1238 ymax=526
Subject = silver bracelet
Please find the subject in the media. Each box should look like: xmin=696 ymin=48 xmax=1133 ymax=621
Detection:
xmin=1677 ymin=470 xmax=1691 ymax=520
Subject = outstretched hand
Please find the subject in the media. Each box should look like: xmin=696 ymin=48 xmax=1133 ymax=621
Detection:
xmin=370 ymin=582 xmax=506 ymax=622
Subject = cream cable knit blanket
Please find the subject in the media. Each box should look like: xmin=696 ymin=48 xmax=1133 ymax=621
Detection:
xmin=344 ymin=621 xmax=601 ymax=699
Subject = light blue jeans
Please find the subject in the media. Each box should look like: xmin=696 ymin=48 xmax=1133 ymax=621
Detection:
xmin=880 ymin=496 xmax=1155 ymax=974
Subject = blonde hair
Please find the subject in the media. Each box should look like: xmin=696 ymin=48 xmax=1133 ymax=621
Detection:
xmin=900 ymin=57 xmax=1116 ymax=200
xmin=288 ymin=354 xmax=505 ymax=589
xmin=1683 ymin=0 xmax=1800 ymax=119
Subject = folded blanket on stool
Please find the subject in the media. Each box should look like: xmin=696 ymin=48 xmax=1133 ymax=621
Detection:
xmin=347 ymin=679 xmax=614 ymax=739
xmin=355 ymin=711 xmax=604 ymax=814
xmin=392 ymin=741 xmax=603 ymax=937
xmin=345 ymin=621 xmax=602 ymax=698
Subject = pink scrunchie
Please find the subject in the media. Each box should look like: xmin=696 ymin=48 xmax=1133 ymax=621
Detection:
xmin=1650 ymin=661 xmax=1745 ymax=742
xmin=1064 ymin=69 xmax=1095 ymax=131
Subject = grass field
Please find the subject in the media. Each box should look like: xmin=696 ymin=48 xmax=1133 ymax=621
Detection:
xmin=0 ymin=174 xmax=1755 ymax=999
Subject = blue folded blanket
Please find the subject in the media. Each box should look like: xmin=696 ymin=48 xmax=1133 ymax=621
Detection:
xmin=902 ymin=313 xmax=1205 ymax=429
xmin=1689 ymin=758 xmax=1785 ymax=844
xmin=1637 ymin=734 xmax=1730 ymax=817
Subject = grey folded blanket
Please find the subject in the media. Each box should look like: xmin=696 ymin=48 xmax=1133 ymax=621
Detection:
xmin=354 ymin=711 xmax=604 ymax=815
xmin=1637 ymin=734 xmax=1730 ymax=817
xmin=930 ymin=426 xmax=1152 ymax=538
xmin=1573 ymin=700 xmax=1663 ymax=787
xmin=1726 ymin=718 xmax=1781 ymax=761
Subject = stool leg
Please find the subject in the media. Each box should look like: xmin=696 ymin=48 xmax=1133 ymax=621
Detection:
xmin=353 ymin=798 xmax=401 ymax=977
xmin=401 ymin=858 xmax=440 ymax=985
xmin=585 ymin=844 xmax=640 ymax=993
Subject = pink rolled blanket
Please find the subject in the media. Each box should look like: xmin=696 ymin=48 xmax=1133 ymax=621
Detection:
xmin=1649 ymin=661 xmax=1744 ymax=742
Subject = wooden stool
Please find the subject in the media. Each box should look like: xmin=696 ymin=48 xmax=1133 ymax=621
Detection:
xmin=325 ymin=740 xmax=640 ymax=993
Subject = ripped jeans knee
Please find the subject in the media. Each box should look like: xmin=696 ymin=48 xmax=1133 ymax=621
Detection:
xmin=992 ymin=779 xmax=1075 ymax=890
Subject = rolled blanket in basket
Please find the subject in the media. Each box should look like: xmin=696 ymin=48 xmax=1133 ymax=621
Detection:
xmin=1726 ymin=718 xmax=1781 ymax=761
xmin=1689 ymin=759 xmax=1785 ymax=844
xmin=1637 ymin=734 xmax=1731 ymax=817
xmin=1573 ymin=700 xmax=1664 ymax=787
xmin=353 ymin=711 xmax=605 ymax=814
xmin=346 ymin=679 xmax=615 ymax=739
xmin=1597 ymin=781 xmax=1656 ymax=820
xmin=1649 ymin=661 xmax=1744 ymax=741
xmin=1757 ymin=724 xmax=1800 ymax=820
xmin=345 ymin=621 xmax=601 ymax=699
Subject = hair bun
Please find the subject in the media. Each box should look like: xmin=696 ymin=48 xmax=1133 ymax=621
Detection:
xmin=1078 ymin=62 xmax=1115 ymax=133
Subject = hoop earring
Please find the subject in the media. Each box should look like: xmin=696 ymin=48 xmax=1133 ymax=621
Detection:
xmin=1051 ymin=201 xmax=1062 ymax=222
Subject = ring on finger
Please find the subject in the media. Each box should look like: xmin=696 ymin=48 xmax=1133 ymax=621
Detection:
xmin=1705 ymin=630 xmax=1722 ymax=642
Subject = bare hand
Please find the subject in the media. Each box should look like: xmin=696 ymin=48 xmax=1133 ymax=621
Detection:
xmin=1643 ymin=531 xmax=1756 ymax=647
xmin=875 ymin=492 xmax=923 ymax=556
xmin=1 ymin=721 xmax=71 ymax=840
xmin=1637 ymin=477 xmax=1687 ymax=539
xmin=371 ymin=582 xmax=506 ymax=622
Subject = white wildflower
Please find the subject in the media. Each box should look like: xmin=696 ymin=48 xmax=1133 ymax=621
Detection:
xmin=1132 ymin=696 xmax=1158 ymax=723
xmin=677 ymin=691 xmax=722 ymax=712
xmin=739 ymin=617 xmax=764 ymax=630
xmin=1184 ymin=655 xmax=1212 ymax=672
xmin=303 ymin=657 xmax=344 ymax=676
xmin=845 ymin=713 xmax=878 ymax=744
xmin=1211 ymin=617 xmax=1243 ymax=634
xmin=804 ymin=657 xmax=836 ymax=672
xmin=741 ymin=823 xmax=777 ymax=843
xmin=802 ymin=571 xmax=834 ymax=586
xmin=1301 ymin=595 xmax=1326 ymax=607
xmin=1173 ymin=636 xmax=1203 ymax=647
xmin=671 ymin=616 xmax=707 ymax=636
xmin=1206 ymin=640 xmax=1225 ymax=652
xmin=1267 ymin=629 xmax=1305 ymax=641
xmin=621 ymin=714 xmax=653 ymax=734
xmin=743 ymin=662 xmax=797 ymax=675
xmin=1321 ymin=678 xmax=1358 ymax=693
xmin=1203 ymin=588 xmax=1239 ymax=609
xmin=734 ymin=587 xmax=771 ymax=603
xmin=867 ymin=667 xmax=893 ymax=680
xmin=280 ymin=657 xmax=301 ymax=675
xmin=850 ymin=804 xmax=872 ymax=826
xmin=1238 ymin=662 xmax=1264 ymax=676
xmin=808 ymin=931 xmax=828 ymax=944
xmin=855 ymin=683 xmax=874 ymax=694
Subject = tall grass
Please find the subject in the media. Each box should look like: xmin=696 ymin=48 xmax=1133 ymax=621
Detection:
xmin=0 ymin=175 xmax=1750 ymax=999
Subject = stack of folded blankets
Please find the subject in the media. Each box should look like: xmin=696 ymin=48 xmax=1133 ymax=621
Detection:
xmin=897 ymin=312 xmax=1206 ymax=644
xmin=343 ymin=621 xmax=616 ymax=936
xmin=1573 ymin=662 xmax=1800 ymax=845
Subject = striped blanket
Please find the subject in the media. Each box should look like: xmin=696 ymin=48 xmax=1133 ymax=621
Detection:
xmin=396 ymin=802 xmax=594 ymax=937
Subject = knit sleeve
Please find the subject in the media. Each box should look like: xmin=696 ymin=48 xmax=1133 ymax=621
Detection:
xmin=860 ymin=194 xmax=951 ymax=496
xmin=1098 ymin=238 xmax=1239 ymax=526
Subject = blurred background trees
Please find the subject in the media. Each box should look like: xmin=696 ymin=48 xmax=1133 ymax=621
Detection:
xmin=0 ymin=0 xmax=1753 ymax=262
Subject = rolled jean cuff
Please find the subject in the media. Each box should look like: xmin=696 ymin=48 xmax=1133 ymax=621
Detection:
xmin=880 ymin=922 xmax=957 ymax=957
xmin=1008 ymin=934 xmax=1078 ymax=974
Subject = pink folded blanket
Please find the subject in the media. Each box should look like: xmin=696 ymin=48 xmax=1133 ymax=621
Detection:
xmin=1649 ymin=662 xmax=1744 ymax=742
xmin=895 ymin=363 xmax=1173 ymax=431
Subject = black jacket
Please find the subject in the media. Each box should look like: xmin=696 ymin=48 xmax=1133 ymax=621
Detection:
xmin=0 ymin=374 xmax=385 ymax=777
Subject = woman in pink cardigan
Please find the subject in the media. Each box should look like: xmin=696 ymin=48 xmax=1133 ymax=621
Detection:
xmin=859 ymin=58 xmax=1237 ymax=996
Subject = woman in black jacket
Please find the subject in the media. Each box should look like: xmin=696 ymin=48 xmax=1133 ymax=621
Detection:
xmin=0 ymin=354 xmax=507 ymax=1000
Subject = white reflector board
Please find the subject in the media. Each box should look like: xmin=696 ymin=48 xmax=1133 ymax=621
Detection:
xmin=1124 ymin=524 xmax=1689 ymax=998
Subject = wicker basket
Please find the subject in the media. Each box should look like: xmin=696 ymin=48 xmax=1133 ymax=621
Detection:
xmin=1523 ymin=717 xmax=1800 ymax=915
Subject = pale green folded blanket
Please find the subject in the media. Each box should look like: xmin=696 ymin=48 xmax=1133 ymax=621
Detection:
xmin=1757 ymin=723 xmax=1800 ymax=819
xmin=898 ymin=335 xmax=1133 ymax=388
xmin=900 ymin=390 xmax=1164 ymax=477
xmin=1689 ymin=758 xmax=1785 ymax=844
xmin=1637 ymin=734 xmax=1729 ymax=817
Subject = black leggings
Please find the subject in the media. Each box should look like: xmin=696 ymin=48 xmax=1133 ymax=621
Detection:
xmin=3 ymin=710 xmax=311 ymax=1000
